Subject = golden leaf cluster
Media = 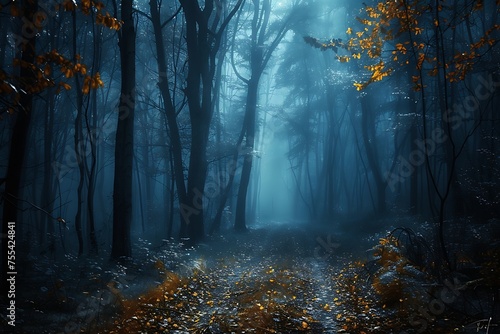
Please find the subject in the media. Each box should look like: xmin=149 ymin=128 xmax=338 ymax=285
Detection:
xmin=332 ymin=0 xmax=500 ymax=91
xmin=35 ymin=50 xmax=102 ymax=94
xmin=1 ymin=0 xmax=122 ymax=115
xmin=11 ymin=0 xmax=121 ymax=30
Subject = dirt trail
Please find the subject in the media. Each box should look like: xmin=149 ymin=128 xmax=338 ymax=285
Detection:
xmin=189 ymin=223 xmax=343 ymax=333
xmin=12 ymin=222 xmax=348 ymax=333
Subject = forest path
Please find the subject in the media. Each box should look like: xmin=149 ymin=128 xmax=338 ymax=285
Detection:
xmin=255 ymin=223 xmax=343 ymax=333
xmin=178 ymin=222 xmax=346 ymax=333
xmin=96 ymin=222 xmax=348 ymax=332
xmin=14 ymin=222 xmax=350 ymax=333
xmin=14 ymin=221 xmax=496 ymax=333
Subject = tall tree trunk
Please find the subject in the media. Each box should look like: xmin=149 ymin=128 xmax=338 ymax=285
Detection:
xmin=111 ymin=0 xmax=136 ymax=259
xmin=41 ymin=18 xmax=59 ymax=255
xmin=72 ymin=10 xmax=85 ymax=257
xmin=141 ymin=105 xmax=154 ymax=231
xmin=150 ymin=0 xmax=242 ymax=244
xmin=360 ymin=95 xmax=387 ymax=215
xmin=0 ymin=16 xmax=7 ymax=67
xmin=2 ymin=0 xmax=38 ymax=298
xmin=235 ymin=78 xmax=259 ymax=231
xmin=87 ymin=81 xmax=99 ymax=255
xmin=408 ymin=91 xmax=420 ymax=216
xmin=185 ymin=125 xmax=209 ymax=241
xmin=167 ymin=148 xmax=176 ymax=238
xmin=233 ymin=0 xmax=292 ymax=230
xmin=210 ymin=18 xmax=229 ymax=233
xmin=210 ymin=113 xmax=247 ymax=234
xmin=179 ymin=0 xmax=243 ymax=243
xmin=86 ymin=22 xmax=103 ymax=255
xmin=149 ymin=0 xmax=188 ymax=239
xmin=180 ymin=0 xmax=211 ymax=243
xmin=42 ymin=87 xmax=56 ymax=254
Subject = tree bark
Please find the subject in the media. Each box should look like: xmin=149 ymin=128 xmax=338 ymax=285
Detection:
xmin=360 ymin=95 xmax=387 ymax=215
xmin=72 ymin=10 xmax=85 ymax=257
xmin=179 ymin=0 xmax=243 ymax=243
xmin=149 ymin=0 xmax=188 ymax=238
xmin=2 ymin=0 xmax=38 ymax=299
xmin=111 ymin=0 xmax=136 ymax=259
xmin=235 ymin=78 xmax=259 ymax=231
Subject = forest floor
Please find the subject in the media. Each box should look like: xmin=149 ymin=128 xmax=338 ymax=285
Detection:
xmin=5 ymin=220 xmax=499 ymax=333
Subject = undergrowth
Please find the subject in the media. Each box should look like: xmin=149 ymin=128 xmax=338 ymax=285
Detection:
xmin=332 ymin=228 xmax=498 ymax=333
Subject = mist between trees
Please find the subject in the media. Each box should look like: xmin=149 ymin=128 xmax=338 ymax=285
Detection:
xmin=0 ymin=0 xmax=499 ymax=332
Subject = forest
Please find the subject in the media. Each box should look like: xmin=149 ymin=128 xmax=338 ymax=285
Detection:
xmin=0 ymin=0 xmax=499 ymax=332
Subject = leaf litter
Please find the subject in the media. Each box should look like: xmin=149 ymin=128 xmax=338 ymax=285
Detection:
xmin=12 ymin=223 xmax=497 ymax=333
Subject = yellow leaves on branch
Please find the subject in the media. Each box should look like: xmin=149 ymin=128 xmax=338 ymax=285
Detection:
xmin=413 ymin=27 xmax=423 ymax=35
xmin=337 ymin=0 xmax=500 ymax=91
xmin=353 ymin=82 xmax=366 ymax=91
xmin=38 ymin=50 xmax=88 ymax=79
xmin=473 ymin=0 xmax=484 ymax=11
xmin=32 ymin=50 xmax=103 ymax=94
xmin=447 ymin=52 xmax=475 ymax=82
xmin=62 ymin=0 xmax=77 ymax=11
xmin=414 ymin=42 xmax=425 ymax=50
xmin=358 ymin=38 xmax=374 ymax=51
xmin=356 ymin=17 xmax=373 ymax=26
xmin=1 ymin=3 xmax=117 ymax=115
xmin=80 ymin=0 xmax=105 ymax=14
xmin=80 ymin=0 xmax=92 ymax=14
xmin=353 ymin=61 xmax=392 ymax=91
xmin=12 ymin=58 xmax=55 ymax=94
xmin=59 ymin=0 xmax=121 ymax=30
xmin=366 ymin=61 xmax=392 ymax=83
xmin=416 ymin=53 xmax=425 ymax=70
xmin=337 ymin=55 xmax=350 ymax=63
xmin=411 ymin=75 xmax=423 ymax=91
xmin=78 ymin=0 xmax=122 ymax=29
xmin=96 ymin=13 xmax=122 ymax=30
xmin=11 ymin=0 xmax=121 ymax=30
xmin=82 ymin=73 xmax=104 ymax=94
xmin=336 ymin=53 xmax=361 ymax=63
xmin=470 ymin=24 xmax=499 ymax=45
xmin=394 ymin=43 xmax=407 ymax=54
xmin=428 ymin=67 xmax=438 ymax=77
xmin=61 ymin=82 xmax=72 ymax=91
xmin=446 ymin=23 xmax=500 ymax=82
xmin=304 ymin=0 xmax=499 ymax=93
